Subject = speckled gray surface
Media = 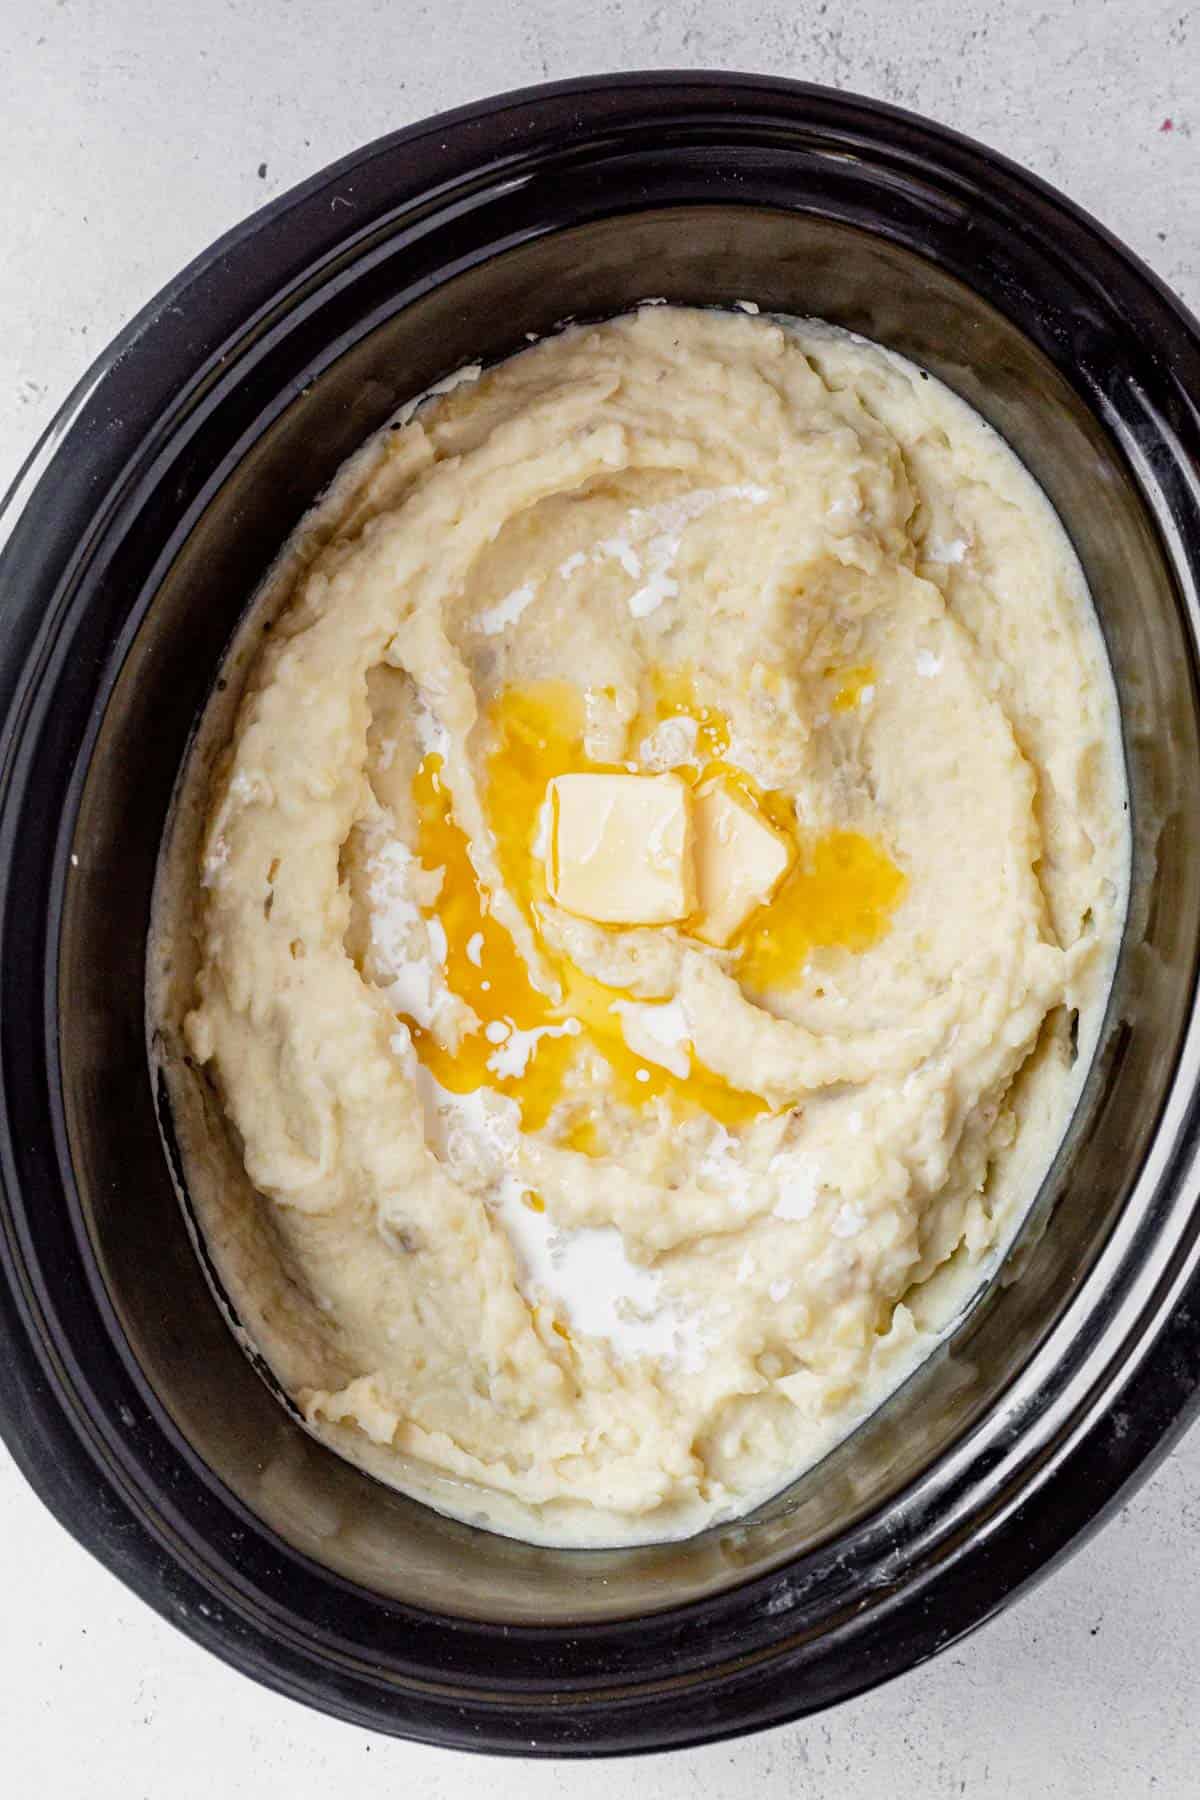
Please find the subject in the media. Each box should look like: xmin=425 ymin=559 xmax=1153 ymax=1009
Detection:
xmin=2 ymin=1 xmax=1198 ymax=1792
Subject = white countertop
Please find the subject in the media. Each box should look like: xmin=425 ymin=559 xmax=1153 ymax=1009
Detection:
xmin=3 ymin=1 xmax=1198 ymax=1792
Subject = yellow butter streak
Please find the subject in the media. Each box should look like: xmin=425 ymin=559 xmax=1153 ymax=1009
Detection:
xmin=404 ymin=751 xmax=579 ymax=1132
xmin=832 ymin=663 xmax=877 ymax=713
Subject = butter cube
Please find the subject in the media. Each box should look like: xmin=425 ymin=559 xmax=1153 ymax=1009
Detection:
xmin=547 ymin=773 xmax=695 ymax=925
xmin=691 ymin=779 xmax=793 ymax=945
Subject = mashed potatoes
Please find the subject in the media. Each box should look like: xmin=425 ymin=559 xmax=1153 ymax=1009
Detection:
xmin=152 ymin=306 xmax=1128 ymax=1545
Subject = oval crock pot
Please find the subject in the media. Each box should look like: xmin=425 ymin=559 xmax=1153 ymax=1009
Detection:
xmin=2 ymin=73 xmax=1200 ymax=1756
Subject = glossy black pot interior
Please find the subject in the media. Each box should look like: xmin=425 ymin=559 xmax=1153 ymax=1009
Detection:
xmin=2 ymin=76 xmax=1200 ymax=1755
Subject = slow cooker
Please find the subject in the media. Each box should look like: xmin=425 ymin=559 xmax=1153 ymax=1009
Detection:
xmin=1 ymin=74 xmax=1199 ymax=1754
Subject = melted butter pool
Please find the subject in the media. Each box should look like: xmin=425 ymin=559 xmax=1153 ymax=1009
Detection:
xmin=399 ymin=675 xmax=905 ymax=1136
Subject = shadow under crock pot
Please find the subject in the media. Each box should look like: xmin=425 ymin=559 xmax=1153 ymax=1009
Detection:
xmin=60 ymin=205 xmax=1191 ymax=1626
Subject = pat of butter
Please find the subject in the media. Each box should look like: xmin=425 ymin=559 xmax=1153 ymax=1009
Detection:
xmin=547 ymin=773 xmax=696 ymax=924
xmin=691 ymin=779 xmax=793 ymax=945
